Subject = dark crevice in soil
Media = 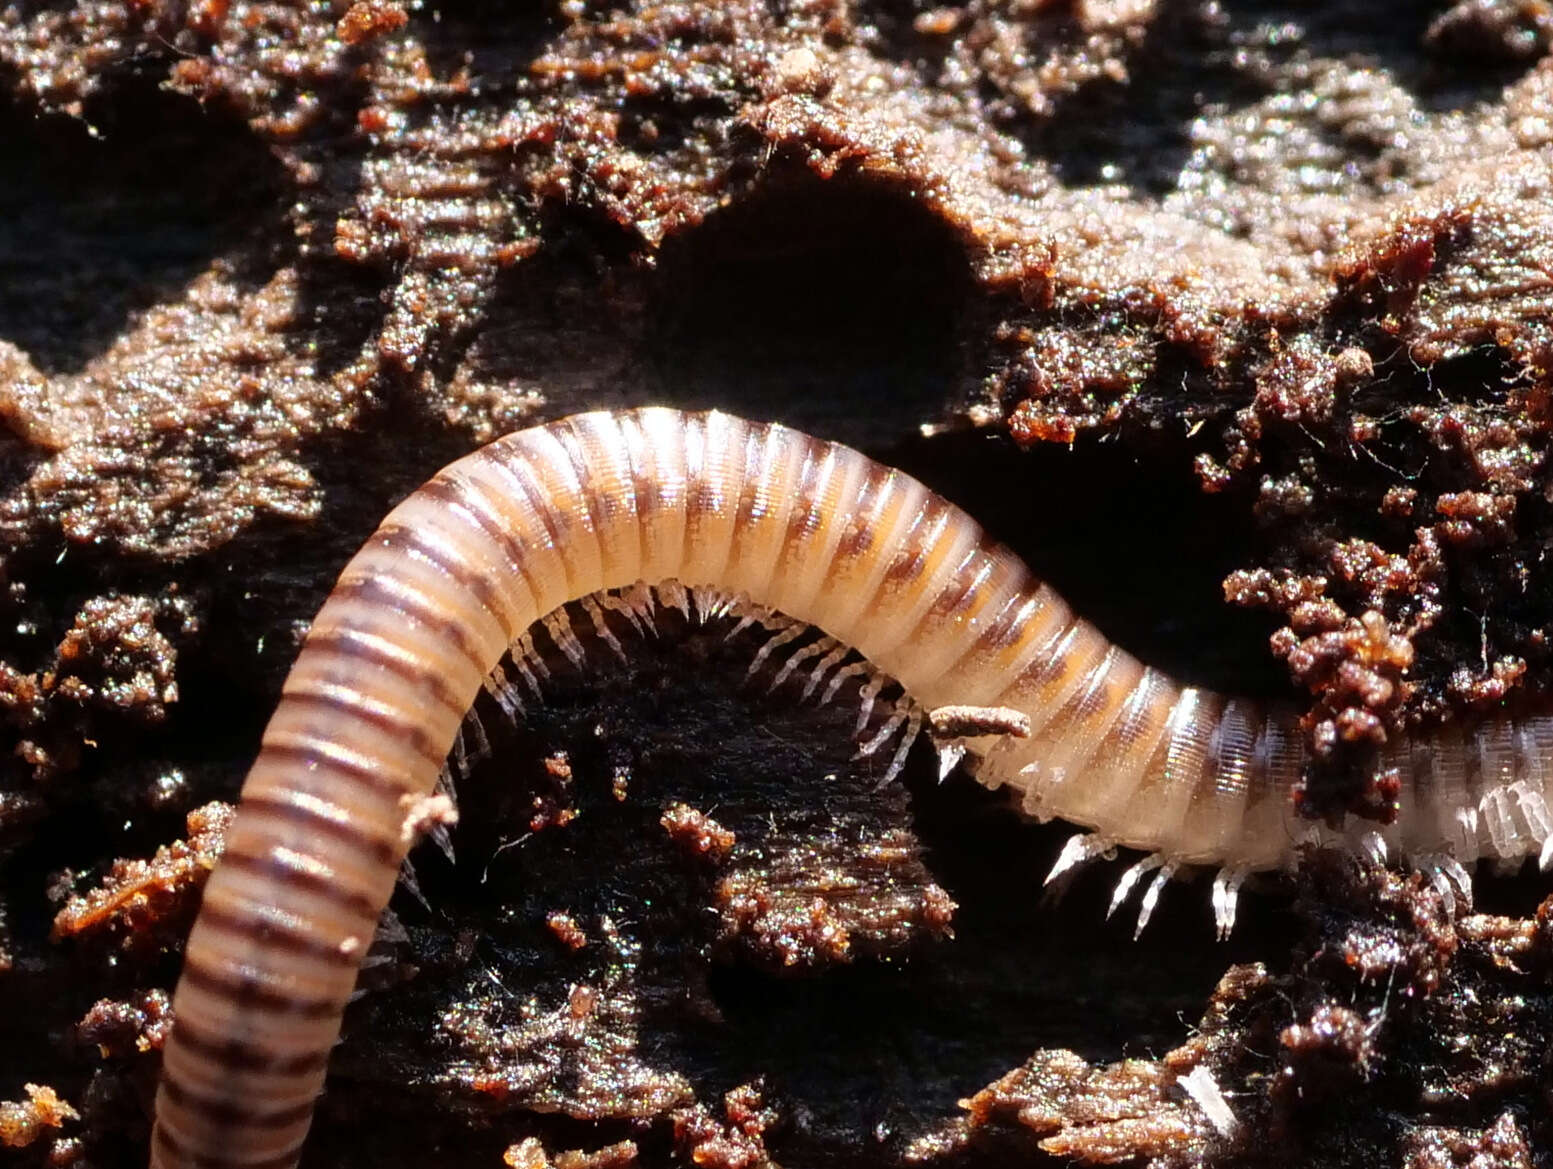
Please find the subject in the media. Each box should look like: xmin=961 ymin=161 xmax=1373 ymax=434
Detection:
xmin=0 ymin=85 xmax=287 ymax=374
xmin=647 ymin=172 xmax=979 ymax=448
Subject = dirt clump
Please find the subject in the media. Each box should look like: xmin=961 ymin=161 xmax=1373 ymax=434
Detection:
xmin=2 ymin=3 xmax=1552 ymax=1167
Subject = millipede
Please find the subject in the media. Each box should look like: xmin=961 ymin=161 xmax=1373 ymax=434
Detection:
xmin=152 ymin=407 xmax=1553 ymax=1169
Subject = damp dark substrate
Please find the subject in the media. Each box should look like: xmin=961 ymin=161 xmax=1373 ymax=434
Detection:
xmin=1 ymin=2 xmax=1551 ymax=1166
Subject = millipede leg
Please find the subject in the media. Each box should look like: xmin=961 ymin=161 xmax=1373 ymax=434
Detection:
xmin=543 ymin=610 xmax=588 ymax=668
xmin=800 ymin=642 xmax=852 ymax=702
xmin=579 ymin=594 xmax=627 ymax=662
xmin=1108 ymin=854 xmax=1164 ymax=922
xmin=1134 ymin=860 xmax=1178 ymax=938
xmin=769 ymin=636 xmax=841 ymax=694
xmin=1211 ymin=865 xmax=1247 ymax=941
xmin=1045 ymin=832 xmax=1116 ymax=886
xmin=484 ymin=663 xmax=525 ymax=718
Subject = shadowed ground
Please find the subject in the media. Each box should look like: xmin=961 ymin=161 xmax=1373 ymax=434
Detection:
xmin=1 ymin=2 xmax=1551 ymax=1166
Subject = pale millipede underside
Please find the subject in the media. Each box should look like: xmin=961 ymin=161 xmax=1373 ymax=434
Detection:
xmin=152 ymin=407 xmax=1553 ymax=1169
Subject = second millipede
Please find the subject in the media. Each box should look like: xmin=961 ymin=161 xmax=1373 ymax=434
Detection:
xmin=152 ymin=407 xmax=1553 ymax=1169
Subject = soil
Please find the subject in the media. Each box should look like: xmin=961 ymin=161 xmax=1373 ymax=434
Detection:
xmin=0 ymin=2 xmax=1550 ymax=1167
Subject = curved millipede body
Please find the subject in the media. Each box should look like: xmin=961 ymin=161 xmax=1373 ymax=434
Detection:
xmin=153 ymin=407 xmax=1553 ymax=1169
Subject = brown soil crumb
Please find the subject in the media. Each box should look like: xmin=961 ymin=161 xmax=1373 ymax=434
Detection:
xmin=525 ymin=750 xmax=580 ymax=831
xmin=0 ymin=1083 xmax=79 ymax=1150
xmin=716 ymin=883 xmax=855 ymax=969
xmin=958 ymin=1047 xmax=1205 ymax=1166
xmin=671 ymin=1084 xmax=779 ymax=1169
xmin=1427 ymin=0 xmax=1553 ymax=61
xmin=50 ymin=801 xmax=232 ymax=953
xmin=336 ymin=0 xmax=408 ymax=47
xmin=1292 ymin=850 xmax=1458 ymax=996
xmin=713 ymin=828 xmax=956 ymax=971
xmin=1279 ymin=1004 xmax=1377 ymax=1089
xmin=505 ymin=1137 xmax=640 ymax=1169
xmin=1402 ymin=1111 xmax=1534 ymax=1169
xmin=567 ymin=982 xmax=599 ymax=1020
xmin=75 ymin=990 xmax=173 ymax=1058
xmin=441 ymin=962 xmax=696 ymax=1122
xmin=544 ymin=910 xmax=589 ymax=952
xmin=660 ymin=802 xmax=736 ymax=864
xmin=0 ymin=593 xmax=196 ymax=802
xmin=432 ymin=890 xmax=697 ymax=1123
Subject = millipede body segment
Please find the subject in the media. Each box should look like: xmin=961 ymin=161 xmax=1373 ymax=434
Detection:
xmin=153 ymin=407 xmax=1553 ymax=1169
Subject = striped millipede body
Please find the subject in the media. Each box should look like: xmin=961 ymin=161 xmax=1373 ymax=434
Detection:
xmin=154 ymin=407 xmax=1553 ymax=1169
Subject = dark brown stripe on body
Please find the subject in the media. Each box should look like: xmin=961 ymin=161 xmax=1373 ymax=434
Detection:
xmin=325 ymin=573 xmax=485 ymax=670
xmin=908 ymin=547 xmax=993 ymax=641
xmin=776 ymin=442 xmax=832 ymax=569
xmin=298 ymin=628 xmax=466 ymax=720
xmin=414 ymin=474 xmax=536 ymax=620
xmin=687 ymin=422 xmax=727 ymax=522
xmin=487 ymin=447 xmax=581 ymax=595
xmin=557 ymin=417 xmax=628 ymax=536
xmin=946 ymin=572 xmax=1039 ymax=669
xmin=235 ymin=792 xmax=401 ymax=871
xmin=1005 ymin=615 xmax=1088 ymax=693
xmin=179 ymin=949 xmax=342 ymax=1018
xmin=256 ymin=738 xmax=411 ymax=807
xmin=377 ymin=521 xmax=507 ymax=633
xmin=197 ymin=902 xmax=361 ymax=969
xmin=154 ymin=1122 xmax=304 ymax=1169
xmin=727 ymin=423 xmax=776 ymax=581
xmin=877 ymin=494 xmax=957 ymax=594
xmin=612 ymin=414 xmax=654 ymax=573
xmin=168 ymin=1014 xmax=333 ymax=1076
xmin=679 ymin=414 xmax=734 ymax=573
xmin=735 ymin=424 xmax=774 ymax=531
xmin=618 ymin=414 xmax=668 ymax=518
xmin=210 ymin=851 xmax=382 ymax=924
xmin=831 ymin=461 xmax=895 ymax=567
xmin=274 ymin=686 xmax=446 ymax=771
xmin=159 ymin=1078 xmax=317 ymax=1130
